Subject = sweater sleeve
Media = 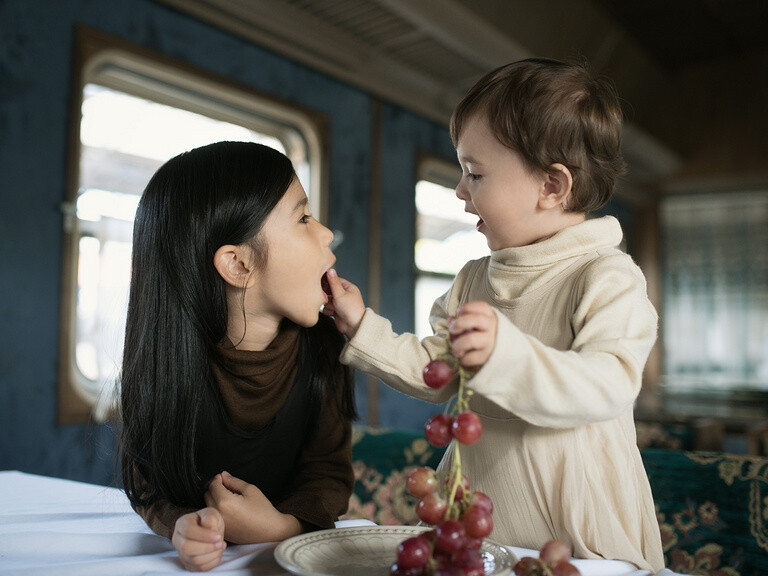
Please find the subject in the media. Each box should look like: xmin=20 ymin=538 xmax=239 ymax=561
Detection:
xmin=338 ymin=264 xmax=478 ymax=403
xmin=130 ymin=467 xmax=196 ymax=539
xmin=468 ymin=255 xmax=658 ymax=428
xmin=274 ymin=366 xmax=355 ymax=530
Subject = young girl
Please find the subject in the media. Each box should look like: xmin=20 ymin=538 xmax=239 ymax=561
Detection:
xmin=119 ymin=141 xmax=357 ymax=571
xmin=324 ymin=59 xmax=665 ymax=572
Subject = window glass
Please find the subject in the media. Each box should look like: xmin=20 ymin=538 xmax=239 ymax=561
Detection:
xmin=73 ymin=85 xmax=289 ymax=413
xmin=414 ymin=178 xmax=488 ymax=339
xmin=661 ymin=191 xmax=768 ymax=392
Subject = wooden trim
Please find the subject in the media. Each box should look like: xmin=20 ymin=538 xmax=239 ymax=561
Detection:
xmin=365 ymin=99 xmax=383 ymax=427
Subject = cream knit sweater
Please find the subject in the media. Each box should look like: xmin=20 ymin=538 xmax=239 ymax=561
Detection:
xmin=340 ymin=216 xmax=664 ymax=572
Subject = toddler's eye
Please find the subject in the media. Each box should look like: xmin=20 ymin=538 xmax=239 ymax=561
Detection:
xmin=467 ymin=172 xmax=482 ymax=182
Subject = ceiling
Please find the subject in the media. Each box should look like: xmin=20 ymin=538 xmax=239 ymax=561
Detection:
xmin=594 ymin=0 xmax=768 ymax=74
xmin=155 ymin=0 xmax=768 ymax=196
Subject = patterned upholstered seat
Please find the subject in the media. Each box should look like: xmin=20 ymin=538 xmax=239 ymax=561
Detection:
xmin=345 ymin=426 xmax=768 ymax=576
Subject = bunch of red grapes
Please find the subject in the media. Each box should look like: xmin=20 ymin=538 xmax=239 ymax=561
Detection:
xmin=390 ymin=356 xmax=492 ymax=576
xmin=391 ymin=356 xmax=582 ymax=576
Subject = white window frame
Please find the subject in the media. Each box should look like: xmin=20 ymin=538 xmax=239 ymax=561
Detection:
xmin=58 ymin=27 xmax=326 ymax=423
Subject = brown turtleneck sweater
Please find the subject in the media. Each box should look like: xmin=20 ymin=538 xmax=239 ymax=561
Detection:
xmin=135 ymin=322 xmax=353 ymax=539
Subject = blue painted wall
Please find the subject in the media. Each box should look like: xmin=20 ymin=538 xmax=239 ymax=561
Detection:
xmin=0 ymin=0 xmax=456 ymax=485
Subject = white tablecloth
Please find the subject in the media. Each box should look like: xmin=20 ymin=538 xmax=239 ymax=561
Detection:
xmin=0 ymin=471 xmax=687 ymax=576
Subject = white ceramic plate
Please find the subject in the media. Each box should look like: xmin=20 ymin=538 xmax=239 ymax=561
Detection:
xmin=274 ymin=525 xmax=517 ymax=576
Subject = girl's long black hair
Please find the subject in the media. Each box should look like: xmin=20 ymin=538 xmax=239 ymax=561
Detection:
xmin=119 ymin=141 xmax=356 ymax=510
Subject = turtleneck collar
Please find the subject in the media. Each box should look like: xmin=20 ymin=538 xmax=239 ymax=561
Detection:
xmin=485 ymin=216 xmax=624 ymax=301
xmin=212 ymin=320 xmax=301 ymax=430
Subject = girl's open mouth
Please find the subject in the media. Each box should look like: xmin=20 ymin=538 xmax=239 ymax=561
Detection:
xmin=321 ymin=272 xmax=332 ymax=303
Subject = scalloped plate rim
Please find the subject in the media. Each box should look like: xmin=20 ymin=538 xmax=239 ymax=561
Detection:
xmin=274 ymin=525 xmax=516 ymax=576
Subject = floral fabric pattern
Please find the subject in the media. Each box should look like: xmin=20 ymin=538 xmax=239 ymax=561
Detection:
xmin=643 ymin=449 xmax=768 ymax=576
xmin=342 ymin=427 xmax=445 ymax=525
xmin=344 ymin=429 xmax=768 ymax=576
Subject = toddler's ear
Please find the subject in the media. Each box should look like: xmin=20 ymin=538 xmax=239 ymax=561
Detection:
xmin=213 ymin=245 xmax=256 ymax=288
xmin=539 ymin=163 xmax=573 ymax=209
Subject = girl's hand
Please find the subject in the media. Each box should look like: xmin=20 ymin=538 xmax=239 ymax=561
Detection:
xmin=448 ymin=302 xmax=498 ymax=368
xmin=204 ymin=472 xmax=302 ymax=544
xmin=172 ymin=507 xmax=226 ymax=572
xmin=322 ymin=268 xmax=366 ymax=338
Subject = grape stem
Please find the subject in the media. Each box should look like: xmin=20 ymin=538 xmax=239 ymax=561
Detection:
xmin=444 ymin=362 xmax=473 ymax=520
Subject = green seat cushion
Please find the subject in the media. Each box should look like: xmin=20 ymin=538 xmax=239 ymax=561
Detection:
xmin=642 ymin=449 xmax=768 ymax=576
xmin=344 ymin=426 xmax=446 ymax=525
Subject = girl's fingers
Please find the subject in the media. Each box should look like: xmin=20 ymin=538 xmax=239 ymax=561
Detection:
xmin=206 ymin=477 xmax=232 ymax=504
xmin=220 ymin=471 xmax=250 ymax=494
xmin=195 ymin=550 xmax=226 ymax=572
xmin=198 ymin=508 xmax=223 ymax=533
xmin=180 ymin=546 xmax=226 ymax=572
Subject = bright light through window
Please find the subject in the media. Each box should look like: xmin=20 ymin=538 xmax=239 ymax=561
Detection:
xmin=414 ymin=179 xmax=488 ymax=338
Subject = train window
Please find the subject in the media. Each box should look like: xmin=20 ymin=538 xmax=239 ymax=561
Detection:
xmin=414 ymin=159 xmax=488 ymax=338
xmin=59 ymin=30 xmax=324 ymax=422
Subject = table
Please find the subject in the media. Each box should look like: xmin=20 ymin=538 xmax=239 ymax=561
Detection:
xmin=0 ymin=471 xmax=687 ymax=576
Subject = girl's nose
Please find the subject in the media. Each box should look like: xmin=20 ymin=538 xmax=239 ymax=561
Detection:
xmin=321 ymin=223 xmax=334 ymax=247
xmin=455 ymin=182 xmax=468 ymax=200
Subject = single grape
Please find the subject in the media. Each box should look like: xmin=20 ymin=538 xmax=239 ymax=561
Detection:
xmin=390 ymin=562 xmax=427 ymax=576
xmin=396 ymin=536 xmax=432 ymax=569
xmin=416 ymin=492 xmax=448 ymax=525
xmin=550 ymin=561 xmax=581 ymax=576
xmin=423 ymin=359 xmax=455 ymax=389
xmin=513 ymin=557 xmax=547 ymax=576
xmin=451 ymin=411 xmax=483 ymax=445
xmin=454 ymin=548 xmax=484 ymax=572
xmin=434 ymin=520 xmax=467 ymax=554
xmin=433 ymin=567 xmax=464 ymax=576
xmin=539 ymin=540 xmax=571 ymax=564
xmin=425 ymin=414 xmax=453 ymax=447
xmin=406 ymin=467 xmax=438 ymax=497
xmin=468 ymin=491 xmax=493 ymax=515
xmin=461 ymin=505 xmax=493 ymax=539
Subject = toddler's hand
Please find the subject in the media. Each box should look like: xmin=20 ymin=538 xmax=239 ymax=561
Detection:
xmin=322 ymin=268 xmax=366 ymax=338
xmin=448 ymin=301 xmax=498 ymax=368
xmin=172 ymin=507 xmax=226 ymax=572
xmin=205 ymin=472 xmax=301 ymax=544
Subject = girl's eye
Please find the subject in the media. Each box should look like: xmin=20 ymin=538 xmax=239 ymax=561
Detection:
xmin=299 ymin=214 xmax=312 ymax=224
xmin=467 ymin=172 xmax=482 ymax=182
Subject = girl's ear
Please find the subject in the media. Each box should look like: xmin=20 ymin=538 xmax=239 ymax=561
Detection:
xmin=539 ymin=163 xmax=574 ymax=210
xmin=213 ymin=245 xmax=256 ymax=288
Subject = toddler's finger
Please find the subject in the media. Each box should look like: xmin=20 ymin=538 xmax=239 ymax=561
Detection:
xmin=451 ymin=330 xmax=488 ymax=358
xmin=324 ymin=268 xmax=346 ymax=298
xmin=449 ymin=312 xmax=493 ymax=336
xmin=456 ymin=301 xmax=494 ymax=317
xmin=457 ymin=349 xmax=491 ymax=368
